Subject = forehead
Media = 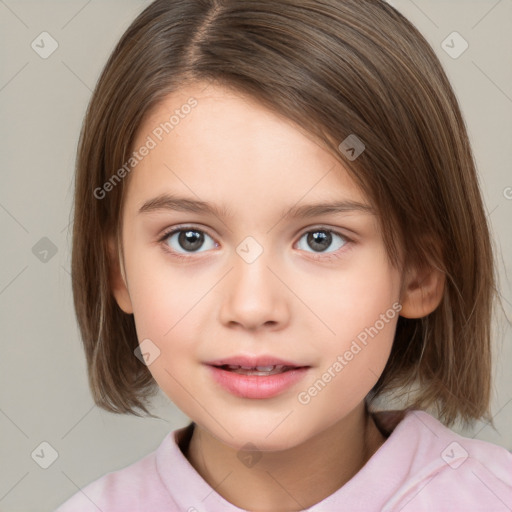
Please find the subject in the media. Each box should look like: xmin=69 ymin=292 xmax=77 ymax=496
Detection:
xmin=124 ymin=83 xmax=370 ymax=216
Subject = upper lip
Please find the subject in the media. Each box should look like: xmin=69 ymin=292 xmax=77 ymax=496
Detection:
xmin=204 ymin=355 xmax=309 ymax=368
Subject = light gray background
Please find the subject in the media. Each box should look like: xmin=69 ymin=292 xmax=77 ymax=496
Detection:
xmin=0 ymin=1 xmax=511 ymax=511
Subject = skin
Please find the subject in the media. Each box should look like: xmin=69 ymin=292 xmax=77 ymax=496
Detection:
xmin=109 ymin=82 xmax=445 ymax=511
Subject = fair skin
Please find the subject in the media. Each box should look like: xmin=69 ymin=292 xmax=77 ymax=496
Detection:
xmin=109 ymin=82 xmax=444 ymax=511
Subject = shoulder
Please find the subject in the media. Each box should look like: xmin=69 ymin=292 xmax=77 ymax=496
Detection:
xmin=55 ymin=434 xmax=178 ymax=512
xmin=379 ymin=410 xmax=512 ymax=511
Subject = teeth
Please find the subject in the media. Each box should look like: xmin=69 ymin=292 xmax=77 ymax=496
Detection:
xmin=226 ymin=364 xmax=283 ymax=371
xmin=256 ymin=365 xmax=276 ymax=372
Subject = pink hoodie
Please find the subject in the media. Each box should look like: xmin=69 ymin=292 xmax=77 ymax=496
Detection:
xmin=56 ymin=409 xmax=512 ymax=511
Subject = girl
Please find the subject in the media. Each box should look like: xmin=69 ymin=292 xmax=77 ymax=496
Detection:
xmin=57 ymin=0 xmax=511 ymax=510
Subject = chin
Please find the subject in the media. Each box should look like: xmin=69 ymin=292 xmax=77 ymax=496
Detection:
xmin=208 ymin=420 xmax=310 ymax=453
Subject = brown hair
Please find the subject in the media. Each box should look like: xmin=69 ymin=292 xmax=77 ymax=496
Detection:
xmin=71 ymin=0 xmax=499 ymax=426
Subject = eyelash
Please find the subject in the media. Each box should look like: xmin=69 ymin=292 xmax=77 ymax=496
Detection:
xmin=157 ymin=225 xmax=353 ymax=262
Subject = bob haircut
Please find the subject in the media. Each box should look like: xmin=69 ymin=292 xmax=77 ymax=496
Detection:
xmin=71 ymin=0 xmax=498 ymax=426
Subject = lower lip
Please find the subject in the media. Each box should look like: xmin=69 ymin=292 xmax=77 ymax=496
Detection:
xmin=205 ymin=365 xmax=310 ymax=399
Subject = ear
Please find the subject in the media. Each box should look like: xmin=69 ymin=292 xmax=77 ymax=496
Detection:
xmin=399 ymin=261 xmax=445 ymax=319
xmin=107 ymin=236 xmax=133 ymax=314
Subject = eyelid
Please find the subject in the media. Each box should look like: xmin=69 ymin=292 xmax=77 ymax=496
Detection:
xmin=296 ymin=224 xmax=354 ymax=241
xmin=157 ymin=223 xmax=217 ymax=243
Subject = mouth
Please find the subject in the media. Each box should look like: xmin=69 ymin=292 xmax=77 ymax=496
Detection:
xmin=212 ymin=364 xmax=307 ymax=376
xmin=204 ymin=355 xmax=311 ymax=377
xmin=205 ymin=361 xmax=311 ymax=399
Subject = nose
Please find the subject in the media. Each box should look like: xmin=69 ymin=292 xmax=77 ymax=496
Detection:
xmin=218 ymin=247 xmax=290 ymax=331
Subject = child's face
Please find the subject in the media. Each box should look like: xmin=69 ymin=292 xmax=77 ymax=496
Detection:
xmin=113 ymin=82 xmax=404 ymax=450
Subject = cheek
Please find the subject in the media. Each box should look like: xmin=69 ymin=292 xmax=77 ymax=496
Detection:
xmin=123 ymin=247 xmax=210 ymax=398
xmin=299 ymin=245 xmax=400 ymax=395
xmin=297 ymin=312 xmax=398 ymax=426
xmin=125 ymin=242 xmax=203 ymax=339
xmin=305 ymin=242 xmax=401 ymax=346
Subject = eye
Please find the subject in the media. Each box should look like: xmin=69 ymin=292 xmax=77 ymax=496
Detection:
xmin=158 ymin=225 xmax=351 ymax=261
xmin=295 ymin=228 xmax=349 ymax=259
xmin=159 ymin=226 xmax=217 ymax=256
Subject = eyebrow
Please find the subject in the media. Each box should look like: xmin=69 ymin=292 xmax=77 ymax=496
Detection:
xmin=138 ymin=193 xmax=375 ymax=219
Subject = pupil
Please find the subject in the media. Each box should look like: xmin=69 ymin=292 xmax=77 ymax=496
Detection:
xmin=308 ymin=231 xmax=331 ymax=252
xmin=179 ymin=230 xmax=204 ymax=251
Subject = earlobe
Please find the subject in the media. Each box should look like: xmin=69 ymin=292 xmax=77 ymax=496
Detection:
xmin=107 ymin=236 xmax=134 ymax=314
xmin=399 ymin=263 xmax=446 ymax=319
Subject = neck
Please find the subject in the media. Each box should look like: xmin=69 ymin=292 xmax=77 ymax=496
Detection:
xmin=184 ymin=403 xmax=386 ymax=511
